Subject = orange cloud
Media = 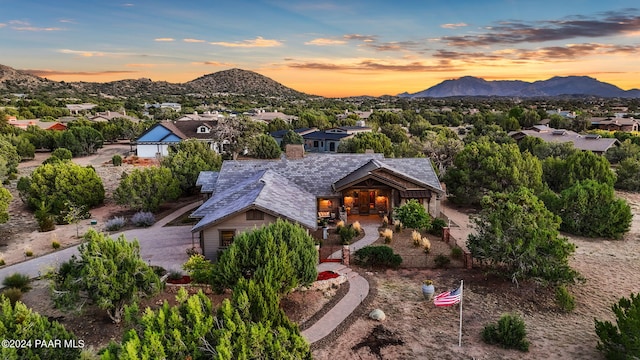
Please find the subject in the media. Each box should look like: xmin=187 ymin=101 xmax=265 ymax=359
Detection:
xmin=193 ymin=61 xmax=234 ymax=66
xmin=305 ymin=38 xmax=347 ymax=46
xmin=184 ymin=38 xmax=206 ymax=43
xmin=154 ymin=38 xmax=175 ymax=42
xmin=210 ymin=36 xmax=282 ymax=48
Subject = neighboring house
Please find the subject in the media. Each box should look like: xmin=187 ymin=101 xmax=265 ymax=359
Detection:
xmin=269 ymin=126 xmax=372 ymax=153
xmin=177 ymin=111 xmax=224 ymax=121
xmin=190 ymin=146 xmax=444 ymax=260
xmin=134 ymin=120 xmax=221 ymax=157
xmin=590 ymin=117 xmax=638 ymax=132
xmin=90 ymin=111 xmax=138 ymax=123
xmin=546 ymin=109 xmax=577 ymax=118
xmin=7 ymin=119 xmax=67 ymax=131
xmin=66 ymin=103 xmax=97 ymax=115
xmin=269 ymin=128 xmax=318 ymax=147
xmin=510 ymin=125 xmax=620 ymax=154
xmin=246 ymin=109 xmax=298 ymax=124
xmin=145 ymin=102 xmax=182 ymax=112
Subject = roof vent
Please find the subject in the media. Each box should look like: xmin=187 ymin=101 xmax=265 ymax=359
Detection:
xmin=585 ymin=134 xmax=601 ymax=140
xmin=552 ymin=130 xmax=566 ymax=136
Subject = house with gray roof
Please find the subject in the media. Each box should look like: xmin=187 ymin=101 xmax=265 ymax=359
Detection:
xmin=134 ymin=120 xmax=223 ymax=157
xmin=190 ymin=145 xmax=443 ymax=260
xmin=510 ymin=125 xmax=620 ymax=154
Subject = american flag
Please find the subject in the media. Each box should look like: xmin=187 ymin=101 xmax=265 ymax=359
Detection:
xmin=433 ymin=286 xmax=462 ymax=307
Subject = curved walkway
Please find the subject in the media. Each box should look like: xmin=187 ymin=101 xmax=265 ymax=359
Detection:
xmin=302 ymin=262 xmax=369 ymax=343
xmin=303 ymin=222 xmax=377 ymax=344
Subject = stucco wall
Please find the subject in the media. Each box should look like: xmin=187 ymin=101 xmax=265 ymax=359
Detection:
xmin=137 ymin=144 xmax=169 ymax=158
xmin=200 ymin=211 xmax=277 ymax=261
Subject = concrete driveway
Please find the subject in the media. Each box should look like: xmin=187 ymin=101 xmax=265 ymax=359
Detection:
xmin=0 ymin=202 xmax=200 ymax=284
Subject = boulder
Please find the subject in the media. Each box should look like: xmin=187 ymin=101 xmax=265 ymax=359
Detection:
xmin=369 ymin=309 xmax=386 ymax=321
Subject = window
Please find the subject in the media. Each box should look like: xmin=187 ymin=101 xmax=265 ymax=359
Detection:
xmin=313 ymin=140 xmax=319 ymax=148
xmin=329 ymin=142 xmax=335 ymax=151
xmin=246 ymin=210 xmax=264 ymax=220
xmin=220 ymin=230 xmax=235 ymax=247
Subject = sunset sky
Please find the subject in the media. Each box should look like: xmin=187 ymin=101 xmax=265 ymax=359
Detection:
xmin=1 ymin=1 xmax=639 ymax=97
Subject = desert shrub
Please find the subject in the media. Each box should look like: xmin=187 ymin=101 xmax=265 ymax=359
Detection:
xmin=482 ymin=313 xmax=530 ymax=352
xmin=422 ymin=237 xmax=431 ymax=254
xmin=394 ymin=199 xmax=432 ymax=230
xmin=51 ymin=241 xmax=61 ymax=249
xmin=595 ymin=292 xmax=640 ymax=359
xmin=380 ymin=228 xmax=393 ymax=244
xmin=131 ymin=211 xmax=155 ymax=227
xmin=395 ymin=221 xmax=403 ymax=233
xmin=105 ymin=216 xmax=127 ymax=231
xmin=24 ymin=249 xmax=33 ymax=257
xmin=352 ymin=221 xmax=362 ymax=234
xmin=382 ymin=215 xmax=389 ymax=227
xmin=182 ymin=254 xmax=215 ymax=284
xmin=1 ymin=287 xmax=22 ymax=305
xmin=34 ymin=200 xmax=55 ymax=232
xmin=430 ymin=218 xmax=448 ymax=236
xmin=0 ymin=259 xmax=5 ymax=266
xmin=2 ymin=273 xmax=31 ymax=292
xmin=451 ymin=247 xmax=463 ymax=259
xmin=336 ymin=220 xmax=345 ymax=231
xmin=112 ymin=154 xmax=122 ymax=166
xmin=555 ymin=285 xmax=576 ymax=312
xmin=339 ymin=225 xmax=357 ymax=245
xmin=168 ymin=269 xmax=182 ymax=280
xmin=354 ymin=246 xmax=402 ymax=268
xmin=412 ymin=230 xmax=422 ymax=247
xmin=434 ymin=254 xmax=451 ymax=268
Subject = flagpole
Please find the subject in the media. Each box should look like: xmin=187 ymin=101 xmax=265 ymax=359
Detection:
xmin=458 ymin=279 xmax=463 ymax=347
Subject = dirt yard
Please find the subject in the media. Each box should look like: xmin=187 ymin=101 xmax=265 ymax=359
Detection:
xmin=312 ymin=192 xmax=640 ymax=360
xmin=3 ymin=147 xmax=640 ymax=359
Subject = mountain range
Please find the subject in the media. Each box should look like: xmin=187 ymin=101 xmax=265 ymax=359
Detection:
xmin=0 ymin=65 xmax=306 ymax=98
xmin=1 ymin=63 xmax=638 ymax=99
xmin=399 ymin=76 xmax=640 ymax=98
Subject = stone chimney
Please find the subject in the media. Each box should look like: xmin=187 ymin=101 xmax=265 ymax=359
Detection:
xmin=285 ymin=144 xmax=304 ymax=160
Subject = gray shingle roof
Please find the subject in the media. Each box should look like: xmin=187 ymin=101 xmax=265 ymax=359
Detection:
xmin=212 ymin=153 xmax=442 ymax=198
xmin=196 ymin=171 xmax=218 ymax=193
xmin=511 ymin=128 xmax=619 ymax=153
xmin=191 ymin=169 xmax=317 ymax=232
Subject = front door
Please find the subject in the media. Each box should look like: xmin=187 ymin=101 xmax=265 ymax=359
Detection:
xmin=359 ymin=191 xmax=369 ymax=214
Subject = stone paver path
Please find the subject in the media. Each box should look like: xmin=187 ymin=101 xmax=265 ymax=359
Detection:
xmin=328 ymin=223 xmax=380 ymax=259
xmin=302 ymin=262 xmax=369 ymax=344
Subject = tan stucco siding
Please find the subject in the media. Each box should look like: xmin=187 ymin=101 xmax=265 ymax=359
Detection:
xmin=201 ymin=211 xmax=277 ymax=261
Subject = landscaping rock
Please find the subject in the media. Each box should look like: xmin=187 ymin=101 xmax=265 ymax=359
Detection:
xmin=369 ymin=308 xmax=386 ymax=321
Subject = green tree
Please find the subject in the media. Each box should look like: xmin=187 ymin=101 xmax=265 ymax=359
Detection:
xmin=0 ymin=186 xmax=11 ymax=223
xmin=161 ymin=139 xmax=222 ymax=194
xmin=114 ymin=167 xmax=181 ymax=212
xmin=546 ymin=180 xmax=632 ymax=239
xmin=251 ymin=133 xmax=281 ymax=159
xmin=595 ymin=292 xmax=640 ymax=360
xmin=0 ymin=138 xmax=20 ymax=179
xmin=337 ymin=132 xmax=394 ymax=157
xmin=20 ymin=161 xmax=104 ymax=217
xmin=51 ymin=229 xmax=161 ymax=323
xmin=420 ymin=130 xmax=464 ymax=174
xmin=0 ymin=297 xmax=81 ymax=359
xmin=543 ymin=151 xmax=616 ymax=192
xmin=0 ymin=134 xmax=35 ymax=160
xmin=444 ymin=142 xmax=543 ymax=206
xmin=214 ymin=117 xmax=265 ymax=159
xmin=43 ymin=147 xmax=73 ymax=164
xmin=605 ymin=139 xmax=640 ymax=164
xmin=394 ymin=199 xmax=431 ymax=230
xmin=213 ymin=219 xmax=317 ymax=294
xmin=616 ymin=158 xmax=640 ymax=191
xmin=267 ymin=117 xmax=291 ymax=133
xmin=280 ymin=129 xmax=304 ymax=150
xmin=467 ymin=187 xmax=579 ymax=284
xmin=380 ymin=124 xmax=409 ymax=144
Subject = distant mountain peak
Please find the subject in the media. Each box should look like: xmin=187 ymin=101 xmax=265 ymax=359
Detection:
xmin=402 ymin=76 xmax=639 ymax=98
xmin=0 ymin=64 xmax=310 ymax=98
